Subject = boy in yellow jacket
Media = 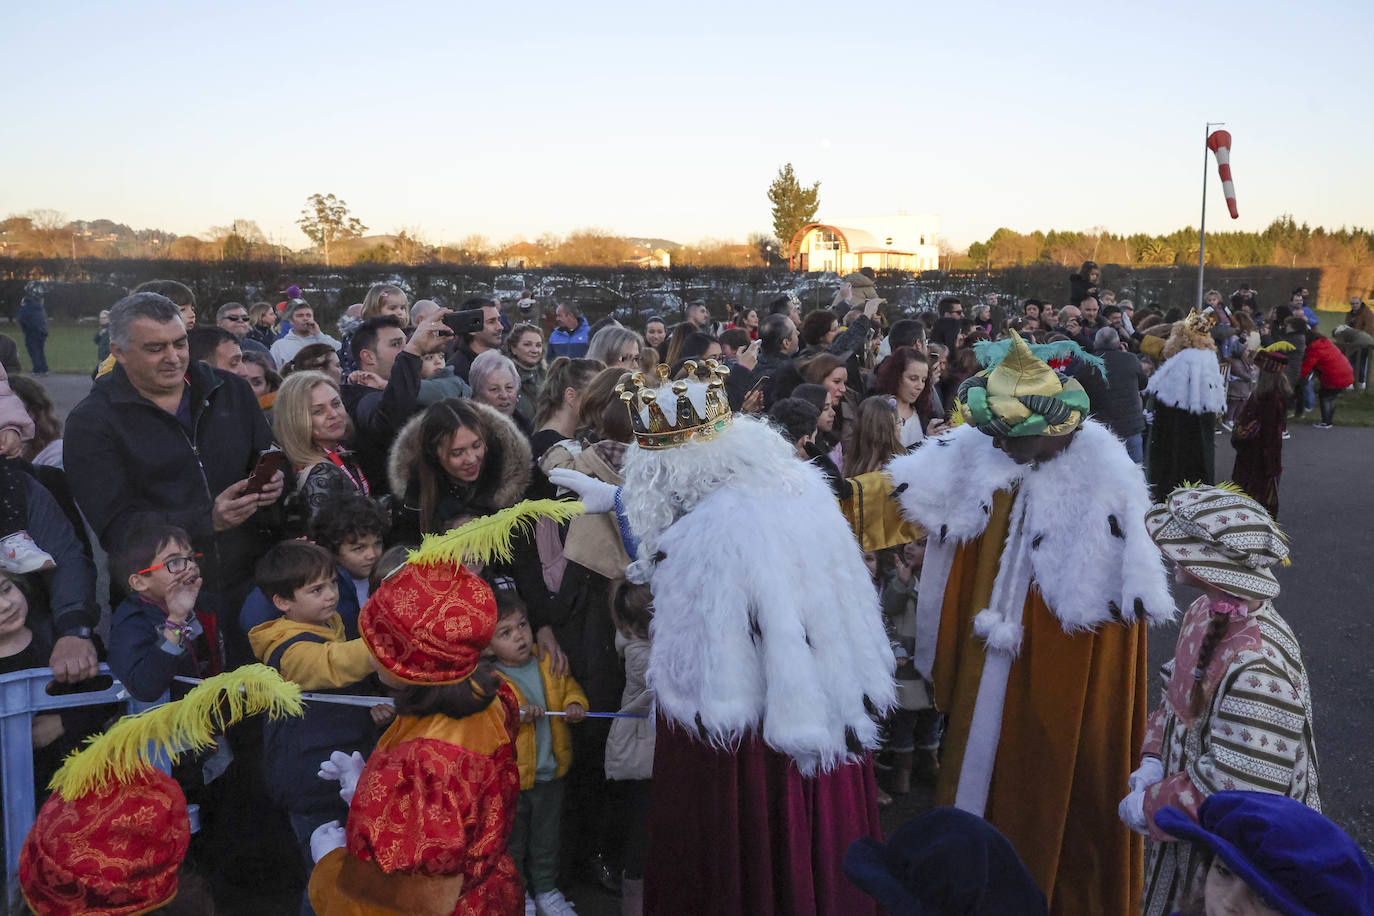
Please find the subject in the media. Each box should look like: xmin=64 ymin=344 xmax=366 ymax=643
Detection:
xmin=248 ymin=540 xmax=390 ymax=878
xmin=489 ymin=581 xmax=587 ymax=916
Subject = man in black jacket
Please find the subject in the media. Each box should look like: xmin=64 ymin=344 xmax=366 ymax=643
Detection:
xmin=1093 ymin=326 xmax=1147 ymax=463
xmin=65 ymin=292 xmax=284 ymax=661
xmin=341 ymin=310 xmax=454 ymax=497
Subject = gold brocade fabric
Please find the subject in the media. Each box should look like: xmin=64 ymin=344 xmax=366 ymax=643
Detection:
xmin=838 ymin=471 xmax=924 ymax=552
xmin=932 ymin=488 xmax=1148 ymax=915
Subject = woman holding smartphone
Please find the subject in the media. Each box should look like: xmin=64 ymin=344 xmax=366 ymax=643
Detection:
xmin=273 ymin=370 xmax=371 ymax=525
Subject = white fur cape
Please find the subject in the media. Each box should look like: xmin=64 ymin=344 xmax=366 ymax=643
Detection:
xmin=623 ymin=418 xmax=896 ymax=776
xmin=887 ymin=420 xmax=1175 ymax=640
xmin=1145 ymin=347 xmax=1227 ymax=414
xmin=886 ymin=420 xmax=1175 ymax=813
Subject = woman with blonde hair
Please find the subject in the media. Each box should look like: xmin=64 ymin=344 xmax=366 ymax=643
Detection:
xmin=586 ymin=325 xmax=644 ymax=371
xmin=273 ymin=370 xmax=369 ymax=523
xmin=503 ymin=322 xmax=547 ymax=421
xmin=245 ymin=301 xmax=278 ymax=349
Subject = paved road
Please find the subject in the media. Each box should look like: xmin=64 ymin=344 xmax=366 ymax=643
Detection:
xmin=41 ymin=375 xmax=1373 ymax=912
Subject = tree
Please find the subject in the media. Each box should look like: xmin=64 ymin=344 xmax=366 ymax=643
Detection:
xmin=297 ymin=193 xmax=366 ymax=266
xmin=767 ymin=163 xmax=820 ymax=253
xmin=392 ymin=227 xmax=432 ymax=266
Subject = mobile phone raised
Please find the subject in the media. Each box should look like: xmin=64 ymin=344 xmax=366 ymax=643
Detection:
xmin=244 ymin=447 xmax=285 ymax=495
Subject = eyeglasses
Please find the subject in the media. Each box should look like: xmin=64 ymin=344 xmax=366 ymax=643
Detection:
xmin=135 ymin=553 xmax=202 ymax=576
xmin=224 ymin=314 xmax=250 ymax=322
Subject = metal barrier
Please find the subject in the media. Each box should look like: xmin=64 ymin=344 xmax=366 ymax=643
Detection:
xmin=0 ymin=665 xmax=134 ymax=907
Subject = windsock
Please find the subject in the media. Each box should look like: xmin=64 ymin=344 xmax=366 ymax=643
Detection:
xmin=1207 ymin=130 xmax=1238 ymax=219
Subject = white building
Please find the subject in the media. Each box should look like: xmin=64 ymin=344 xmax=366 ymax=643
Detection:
xmin=789 ymin=214 xmax=941 ymax=273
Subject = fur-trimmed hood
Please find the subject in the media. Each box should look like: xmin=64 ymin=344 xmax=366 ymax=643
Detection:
xmin=887 ymin=421 xmax=1175 ymax=633
xmin=387 ymin=400 xmax=532 ymax=511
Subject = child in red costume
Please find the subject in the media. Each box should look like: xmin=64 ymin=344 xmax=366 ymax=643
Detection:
xmin=309 ymin=502 xmax=583 ymax=916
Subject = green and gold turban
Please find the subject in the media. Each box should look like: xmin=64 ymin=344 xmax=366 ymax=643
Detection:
xmin=956 ymin=331 xmax=1097 ymax=438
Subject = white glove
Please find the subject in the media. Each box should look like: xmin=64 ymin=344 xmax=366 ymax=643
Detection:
xmin=546 ymin=468 xmax=619 ymax=514
xmin=317 ymin=750 xmax=366 ymax=805
xmin=1128 ymin=756 xmax=1165 ymax=793
xmin=309 ymin=819 xmax=347 ymax=863
xmin=1119 ymin=788 xmax=1150 ymax=836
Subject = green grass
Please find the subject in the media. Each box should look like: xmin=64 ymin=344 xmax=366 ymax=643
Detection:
xmin=0 ymin=323 xmax=104 ymax=375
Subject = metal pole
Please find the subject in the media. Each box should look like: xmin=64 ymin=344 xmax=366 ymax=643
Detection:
xmin=1197 ymin=121 xmax=1225 ymax=311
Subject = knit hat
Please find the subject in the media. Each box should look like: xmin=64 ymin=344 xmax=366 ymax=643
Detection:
xmin=843 ymin=807 xmax=1048 ymax=915
xmin=1145 ymin=483 xmax=1288 ymax=600
xmin=1154 ymin=792 xmax=1374 ymax=916
xmin=360 ymin=500 xmax=583 ymax=684
xmin=20 ymin=667 xmax=302 ymax=916
xmin=957 ymin=331 xmax=1099 ymax=438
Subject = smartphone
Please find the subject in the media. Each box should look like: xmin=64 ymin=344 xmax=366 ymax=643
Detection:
xmin=442 ymin=309 xmax=485 ymax=336
xmin=244 ymin=447 xmax=285 ymax=495
xmin=746 ymin=375 xmax=770 ymax=397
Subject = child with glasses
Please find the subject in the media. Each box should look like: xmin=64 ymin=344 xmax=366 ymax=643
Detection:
xmin=108 ymin=524 xmax=225 ymax=702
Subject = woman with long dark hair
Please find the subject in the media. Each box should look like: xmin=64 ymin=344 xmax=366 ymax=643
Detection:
xmin=873 ymin=347 xmax=946 ymax=446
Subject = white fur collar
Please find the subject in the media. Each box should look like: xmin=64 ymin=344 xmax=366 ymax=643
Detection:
xmin=643 ymin=461 xmax=896 ymax=775
xmin=1145 ymin=348 xmax=1227 ymax=413
xmin=887 ymin=421 xmax=1175 ymax=632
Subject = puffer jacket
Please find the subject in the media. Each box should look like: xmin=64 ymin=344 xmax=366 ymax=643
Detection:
xmin=1299 ymin=336 xmax=1354 ymax=390
xmin=496 ymin=648 xmax=588 ymax=790
xmin=387 ymin=401 xmax=532 ymax=544
xmin=604 ymin=633 xmax=654 ymax=781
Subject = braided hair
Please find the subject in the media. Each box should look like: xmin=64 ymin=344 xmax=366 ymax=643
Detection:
xmin=1188 ymin=609 xmax=1233 ymax=719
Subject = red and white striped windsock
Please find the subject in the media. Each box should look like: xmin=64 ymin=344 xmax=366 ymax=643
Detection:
xmin=1207 ymin=130 xmax=1238 ymax=219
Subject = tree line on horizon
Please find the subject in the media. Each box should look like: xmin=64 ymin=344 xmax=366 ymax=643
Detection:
xmin=3 ymin=199 xmax=1370 ymax=302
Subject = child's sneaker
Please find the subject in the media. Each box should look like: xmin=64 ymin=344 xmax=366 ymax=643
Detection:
xmin=0 ymin=532 xmax=55 ymax=574
xmin=535 ymin=889 xmax=578 ymax=916
xmin=525 ymin=894 xmax=537 ymax=916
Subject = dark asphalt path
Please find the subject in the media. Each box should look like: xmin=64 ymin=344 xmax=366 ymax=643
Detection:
xmin=43 ymin=375 xmax=1372 ymax=913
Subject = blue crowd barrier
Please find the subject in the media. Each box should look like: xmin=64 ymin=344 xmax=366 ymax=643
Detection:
xmin=0 ymin=665 xmax=180 ymax=907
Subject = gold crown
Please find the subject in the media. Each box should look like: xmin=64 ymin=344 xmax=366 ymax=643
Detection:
xmin=1185 ymin=308 xmax=1218 ymax=334
xmin=617 ymin=360 xmax=734 ymax=450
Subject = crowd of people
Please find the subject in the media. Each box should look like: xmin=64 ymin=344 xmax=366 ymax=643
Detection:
xmin=3 ymin=269 xmax=1372 ymax=916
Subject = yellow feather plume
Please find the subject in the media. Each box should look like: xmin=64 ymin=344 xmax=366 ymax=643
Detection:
xmin=50 ymin=665 xmax=304 ymax=798
xmin=410 ymin=499 xmax=586 ymax=568
xmin=1259 ymin=341 xmax=1296 ymax=354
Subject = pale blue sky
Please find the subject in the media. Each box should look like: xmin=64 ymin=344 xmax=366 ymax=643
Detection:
xmin=3 ymin=0 xmax=1369 ymax=249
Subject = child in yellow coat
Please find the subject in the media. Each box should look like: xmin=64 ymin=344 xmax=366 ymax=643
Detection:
xmin=489 ymin=580 xmax=587 ymax=916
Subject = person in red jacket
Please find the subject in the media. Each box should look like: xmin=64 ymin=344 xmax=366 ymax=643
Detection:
xmin=1299 ymin=329 xmax=1355 ymax=428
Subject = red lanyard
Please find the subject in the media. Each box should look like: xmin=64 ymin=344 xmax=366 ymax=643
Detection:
xmin=326 ymin=449 xmax=370 ymax=497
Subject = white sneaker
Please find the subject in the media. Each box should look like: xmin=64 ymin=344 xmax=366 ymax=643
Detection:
xmin=0 ymin=532 xmax=54 ymax=574
xmin=535 ymin=889 xmax=578 ymax=916
xmin=525 ymin=894 xmax=537 ymax=916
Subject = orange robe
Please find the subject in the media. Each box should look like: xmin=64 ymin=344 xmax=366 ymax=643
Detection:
xmin=932 ymin=489 xmax=1148 ymax=915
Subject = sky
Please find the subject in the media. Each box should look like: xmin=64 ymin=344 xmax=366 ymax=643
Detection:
xmin=2 ymin=0 xmax=1370 ymax=251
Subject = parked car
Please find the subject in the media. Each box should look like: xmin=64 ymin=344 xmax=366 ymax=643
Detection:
xmin=494 ymin=274 xmax=526 ymax=302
